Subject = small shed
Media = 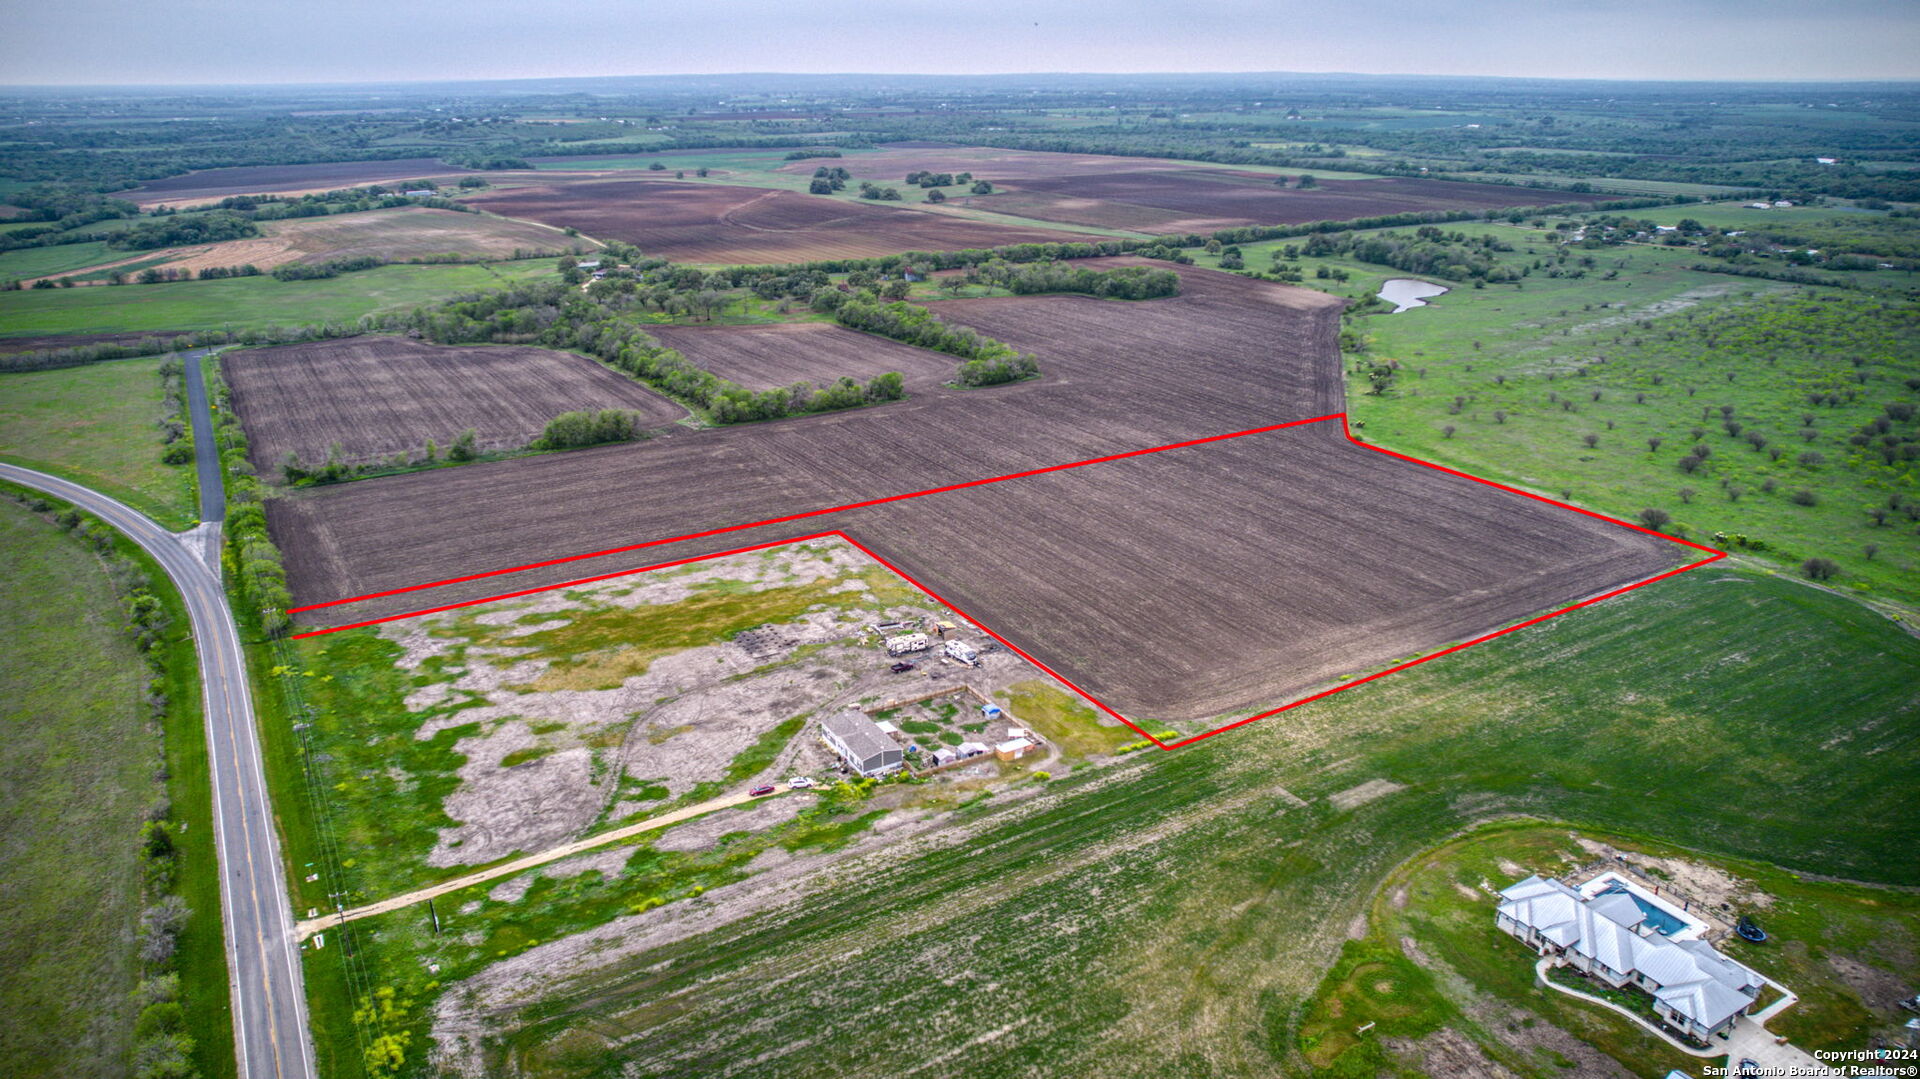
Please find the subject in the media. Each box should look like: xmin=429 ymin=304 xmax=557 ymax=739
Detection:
xmin=930 ymin=747 xmax=959 ymax=767
xmin=995 ymin=738 xmax=1034 ymax=761
xmin=980 ymin=704 xmax=1004 ymax=719
xmin=957 ymin=741 xmax=990 ymax=759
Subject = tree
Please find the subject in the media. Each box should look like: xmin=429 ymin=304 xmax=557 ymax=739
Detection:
xmin=1582 ymin=433 xmax=1599 ymax=448
xmin=1442 ymin=424 xmax=1456 ymax=439
xmin=448 ymin=428 xmax=478 ymax=461
xmin=1296 ymin=174 xmax=1319 ymax=188
xmin=1647 ymin=436 xmax=1663 ymax=452
xmin=1801 ymin=557 xmax=1839 ymax=581
xmin=925 ymin=188 xmax=946 ymax=203
xmin=1638 ymin=507 xmax=1671 ymax=531
xmin=970 ymin=180 xmax=993 ymax=194
xmin=809 ymin=178 xmax=835 ymax=195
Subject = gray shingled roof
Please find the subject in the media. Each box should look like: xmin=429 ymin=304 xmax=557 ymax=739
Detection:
xmin=822 ymin=711 xmax=897 ymax=761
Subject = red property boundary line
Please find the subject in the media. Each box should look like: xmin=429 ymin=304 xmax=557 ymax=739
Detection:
xmin=287 ymin=413 xmax=1345 ymax=614
xmin=287 ymin=412 xmax=1726 ymax=750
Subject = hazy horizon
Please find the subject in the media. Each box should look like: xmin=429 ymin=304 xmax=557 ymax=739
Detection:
xmin=5 ymin=0 xmax=1918 ymax=87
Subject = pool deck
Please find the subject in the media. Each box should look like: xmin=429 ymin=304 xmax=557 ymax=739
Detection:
xmin=1573 ymin=869 xmax=1714 ymax=941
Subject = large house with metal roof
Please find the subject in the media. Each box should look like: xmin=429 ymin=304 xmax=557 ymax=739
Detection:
xmin=820 ymin=711 xmax=903 ymax=777
xmin=1497 ymin=875 xmax=1764 ymax=1041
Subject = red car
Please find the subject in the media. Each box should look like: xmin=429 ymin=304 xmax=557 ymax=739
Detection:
xmin=749 ymin=785 xmax=776 ymax=797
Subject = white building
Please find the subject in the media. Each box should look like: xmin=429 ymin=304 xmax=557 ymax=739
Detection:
xmin=820 ymin=711 xmax=903 ymax=777
xmin=1497 ymin=875 xmax=1764 ymax=1041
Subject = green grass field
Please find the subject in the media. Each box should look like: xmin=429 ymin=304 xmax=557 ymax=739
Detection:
xmin=0 ymin=239 xmax=121 ymax=281
xmin=289 ymin=564 xmax=1918 ymax=1078
xmin=0 ymin=497 xmax=234 ymax=1079
xmin=0 ymin=259 xmax=556 ymax=339
xmin=1191 ymin=221 xmax=1920 ymax=605
xmin=0 ymin=499 xmax=158 ymax=1077
xmin=1305 ymin=822 xmax=1919 ymax=1075
xmin=0 ymin=354 xmax=195 ymax=528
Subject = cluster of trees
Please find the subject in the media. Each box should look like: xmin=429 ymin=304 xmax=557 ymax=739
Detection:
xmin=110 ymin=211 xmax=259 ymax=251
xmin=1303 ymin=226 xmax=1523 ymax=283
xmin=821 ymin=294 xmax=1038 ymax=388
xmin=383 ymin=280 xmax=903 ymax=426
xmin=270 ymin=255 xmax=382 ymax=281
xmin=206 ymin=184 xmax=479 ymax=221
xmin=991 ymin=261 xmax=1180 ymax=299
xmin=785 ymin=148 xmax=842 ymax=161
xmin=857 ymin=182 xmax=903 ymax=201
xmin=533 ymin=409 xmax=645 ymax=449
xmin=904 ymin=170 xmax=972 ymax=188
xmin=709 ymin=371 xmax=905 ymax=424
xmin=210 ymin=371 xmax=295 ymax=635
xmin=808 ymin=165 xmax=851 ymax=194
xmin=0 ymin=189 xmax=139 ymax=252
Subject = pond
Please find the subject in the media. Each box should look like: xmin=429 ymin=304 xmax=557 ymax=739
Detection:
xmin=1378 ymin=277 xmax=1449 ymax=313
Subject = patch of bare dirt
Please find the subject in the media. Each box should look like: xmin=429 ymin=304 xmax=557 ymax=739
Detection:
xmin=653 ymin=798 xmax=809 ymax=853
xmin=1384 ymin=1027 xmax=1524 ymax=1079
xmin=1329 ymin=778 xmax=1407 ymax=811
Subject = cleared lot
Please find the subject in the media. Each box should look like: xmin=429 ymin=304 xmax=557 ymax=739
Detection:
xmin=223 ymin=336 xmax=686 ymax=472
xmin=269 ymin=265 xmax=1679 ymax=724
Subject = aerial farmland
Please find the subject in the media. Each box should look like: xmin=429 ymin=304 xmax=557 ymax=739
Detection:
xmin=2 ymin=59 xmax=1916 ymax=1079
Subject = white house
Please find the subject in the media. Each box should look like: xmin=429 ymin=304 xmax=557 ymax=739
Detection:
xmin=1497 ymin=875 xmax=1763 ymax=1041
xmin=820 ymin=711 xmax=903 ymax=777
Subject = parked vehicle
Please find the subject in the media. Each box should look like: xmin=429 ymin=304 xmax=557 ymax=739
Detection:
xmin=749 ymin=785 xmax=775 ymax=797
xmin=889 ymin=661 xmax=916 ymax=673
xmin=786 ymin=776 xmax=815 ymax=789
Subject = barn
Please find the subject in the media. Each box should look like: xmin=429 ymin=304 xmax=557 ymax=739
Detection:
xmin=821 ymin=711 xmax=904 ymax=777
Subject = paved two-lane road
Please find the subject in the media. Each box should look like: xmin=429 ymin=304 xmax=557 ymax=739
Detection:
xmin=0 ymin=461 xmax=317 ymax=1079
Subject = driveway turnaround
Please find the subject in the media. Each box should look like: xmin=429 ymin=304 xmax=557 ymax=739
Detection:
xmin=0 ymin=463 xmax=317 ymax=1079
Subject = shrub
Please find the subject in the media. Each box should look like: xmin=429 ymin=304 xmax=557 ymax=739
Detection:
xmin=1801 ymin=557 xmax=1839 ymax=581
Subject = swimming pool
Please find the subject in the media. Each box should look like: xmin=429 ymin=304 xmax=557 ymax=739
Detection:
xmin=1600 ymin=881 xmax=1689 ymax=936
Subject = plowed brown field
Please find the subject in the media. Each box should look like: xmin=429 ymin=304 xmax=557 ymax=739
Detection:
xmin=461 ymin=180 xmax=1074 ymax=263
xmin=223 ymin=336 xmax=685 ymax=473
xmin=649 ymin=322 xmax=959 ymax=392
xmin=269 ymin=264 xmax=1680 ymax=723
xmin=771 ymin=145 xmax=1605 ymax=233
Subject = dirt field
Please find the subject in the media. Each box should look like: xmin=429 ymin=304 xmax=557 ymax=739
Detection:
xmin=770 ymin=145 xmax=1604 ymax=233
xmin=648 ymin=322 xmax=959 ymax=392
xmin=269 ymin=264 xmax=1680 ymax=724
xmin=461 ymin=180 xmax=1075 ymax=263
xmin=1001 ymin=173 xmax=1604 ymax=233
xmin=223 ymin=336 xmax=686 ymax=472
xmin=130 ymin=158 xmax=475 ymax=208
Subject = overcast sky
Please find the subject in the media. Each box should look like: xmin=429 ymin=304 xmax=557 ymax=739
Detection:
xmin=4 ymin=0 xmax=1917 ymax=86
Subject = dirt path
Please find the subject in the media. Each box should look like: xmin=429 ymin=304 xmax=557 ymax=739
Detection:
xmin=292 ymin=783 xmax=790 ymax=940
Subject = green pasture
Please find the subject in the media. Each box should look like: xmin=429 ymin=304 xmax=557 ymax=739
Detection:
xmin=0 ymin=354 xmax=195 ymax=528
xmin=297 ymin=564 xmax=1920 ymax=1078
xmin=0 ymin=498 xmax=233 ymax=1079
xmin=1192 ymin=222 xmax=1920 ymax=604
xmin=0 ymin=259 xmax=556 ymax=338
xmin=0 ymin=239 xmax=121 ymax=280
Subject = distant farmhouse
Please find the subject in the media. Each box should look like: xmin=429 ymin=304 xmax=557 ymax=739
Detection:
xmin=1497 ymin=875 xmax=1765 ymax=1041
xmin=820 ymin=711 xmax=903 ymax=777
